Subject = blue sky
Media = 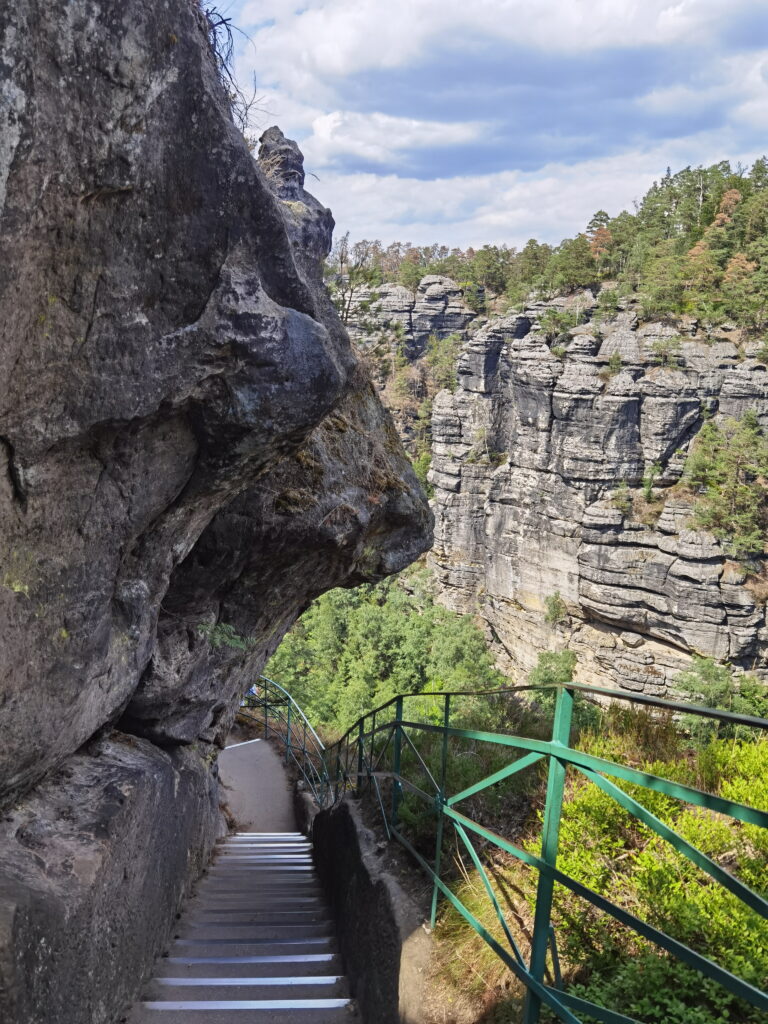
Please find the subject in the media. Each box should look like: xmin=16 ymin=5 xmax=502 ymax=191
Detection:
xmin=227 ymin=0 xmax=768 ymax=248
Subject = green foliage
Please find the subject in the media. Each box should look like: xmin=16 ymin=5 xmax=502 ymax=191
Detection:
xmin=642 ymin=461 xmax=662 ymax=501
xmin=424 ymin=332 xmax=463 ymax=392
xmin=650 ymin=335 xmax=683 ymax=366
xmin=611 ymin=480 xmax=633 ymax=516
xmin=436 ymin=703 xmax=768 ymax=1024
xmin=528 ymin=649 xmax=576 ymax=687
xmin=265 ymin=569 xmax=505 ymax=731
xmin=544 ymin=591 xmax=568 ymax=625
xmin=608 ymin=350 xmax=622 ymax=373
xmin=675 ymin=656 xmax=768 ymax=742
xmin=550 ymin=344 xmax=567 ymax=359
xmin=553 ymin=735 xmax=768 ymax=1024
xmin=458 ymin=280 xmax=486 ymax=313
xmin=410 ymin=449 xmax=433 ymax=496
xmin=684 ymin=410 xmax=768 ymax=560
xmin=594 ymin=288 xmax=619 ymax=320
xmin=539 ymin=308 xmax=580 ymax=341
xmin=198 ymin=622 xmax=256 ymax=651
xmin=329 ymin=157 xmax=768 ymax=338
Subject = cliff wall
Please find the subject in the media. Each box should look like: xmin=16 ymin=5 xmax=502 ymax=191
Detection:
xmin=0 ymin=3 xmax=431 ymax=1021
xmin=356 ymin=273 xmax=768 ymax=694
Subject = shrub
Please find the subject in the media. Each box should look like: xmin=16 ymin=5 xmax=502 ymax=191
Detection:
xmin=539 ymin=308 xmax=581 ymax=341
xmin=650 ymin=335 xmax=683 ymax=366
xmin=642 ymin=461 xmax=662 ymax=502
xmin=425 ymin=332 xmax=463 ymax=392
xmin=674 ymin=656 xmax=768 ymax=741
xmin=544 ymin=591 xmax=568 ymax=625
xmin=612 ymin=480 xmax=633 ymax=516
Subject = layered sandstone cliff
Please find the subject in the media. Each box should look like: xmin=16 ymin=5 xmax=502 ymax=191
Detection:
xmin=356 ymin=273 xmax=768 ymax=694
xmin=0 ymin=4 xmax=431 ymax=1021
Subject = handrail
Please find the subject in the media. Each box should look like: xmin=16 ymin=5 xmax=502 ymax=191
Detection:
xmin=255 ymin=675 xmax=326 ymax=752
xmin=250 ymin=678 xmax=768 ymax=1023
xmin=237 ymin=675 xmax=329 ymax=803
xmin=319 ymin=679 xmax=768 ymax=1024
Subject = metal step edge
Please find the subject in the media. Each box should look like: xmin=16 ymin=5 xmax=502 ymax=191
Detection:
xmin=141 ymin=999 xmax=350 ymax=1010
xmin=172 ymin=938 xmax=334 ymax=947
xmin=165 ymin=955 xmax=338 ymax=965
xmin=154 ymin=977 xmax=343 ymax=987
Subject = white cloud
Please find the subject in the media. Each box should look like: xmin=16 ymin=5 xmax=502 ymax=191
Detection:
xmin=307 ymin=135 xmax=767 ymax=249
xmin=227 ymin=0 xmax=768 ymax=247
xmin=236 ymin=0 xmax=758 ymax=93
xmin=302 ymin=111 xmax=488 ymax=166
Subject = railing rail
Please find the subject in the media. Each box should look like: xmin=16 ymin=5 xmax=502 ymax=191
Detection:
xmin=238 ymin=675 xmax=329 ymax=803
xmin=248 ymin=678 xmax=768 ymax=1024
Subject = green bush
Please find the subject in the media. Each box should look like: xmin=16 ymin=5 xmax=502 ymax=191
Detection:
xmin=544 ymin=591 xmax=568 ymax=625
xmin=650 ymin=335 xmax=683 ymax=366
xmin=535 ymin=735 xmax=768 ymax=1024
xmin=675 ymin=656 xmax=768 ymax=741
xmin=539 ymin=308 xmax=581 ymax=341
xmin=611 ymin=480 xmax=633 ymax=516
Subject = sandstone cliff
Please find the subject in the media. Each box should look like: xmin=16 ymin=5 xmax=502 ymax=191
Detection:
xmin=0 ymin=4 xmax=431 ymax=1021
xmin=357 ymin=274 xmax=768 ymax=694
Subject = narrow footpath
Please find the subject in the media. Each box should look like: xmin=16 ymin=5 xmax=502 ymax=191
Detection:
xmin=128 ymin=739 xmax=351 ymax=1023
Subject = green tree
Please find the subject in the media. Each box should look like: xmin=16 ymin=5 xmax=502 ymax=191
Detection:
xmin=265 ymin=571 xmax=505 ymax=730
xmin=675 ymin=656 xmax=768 ymax=741
xmin=425 ymin=332 xmax=463 ymax=392
xmin=684 ymin=410 xmax=768 ymax=560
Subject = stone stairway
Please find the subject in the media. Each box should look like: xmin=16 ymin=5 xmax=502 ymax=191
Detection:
xmin=129 ymin=832 xmax=352 ymax=1024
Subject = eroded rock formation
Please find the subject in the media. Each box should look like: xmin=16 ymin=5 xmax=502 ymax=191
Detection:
xmin=355 ymin=270 xmax=767 ymax=694
xmin=347 ymin=275 xmax=478 ymax=357
xmin=428 ymin=297 xmax=768 ymax=692
xmin=0 ymin=3 xmax=431 ymax=1021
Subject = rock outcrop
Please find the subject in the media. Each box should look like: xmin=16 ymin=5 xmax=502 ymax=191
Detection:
xmin=0 ymin=3 xmax=431 ymax=1022
xmin=347 ymin=275 xmax=478 ymax=357
xmin=427 ymin=297 xmax=768 ymax=693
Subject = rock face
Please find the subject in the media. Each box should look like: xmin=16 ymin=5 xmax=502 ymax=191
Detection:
xmin=427 ymin=299 xmax=768 ymax=693
xmin=0 ymin=3 xmax=432 ymax=1022
xmin=347 ymin=275 xmax=478 ymax=357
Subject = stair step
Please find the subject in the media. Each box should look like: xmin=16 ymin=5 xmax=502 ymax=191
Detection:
xmin=196 ymin=888 xmax=323 ymax=898
xmin=142 ymin=999 xmax=350 ymax=1010
xmin=130 ymin=826 xmax=350 ymax=1024
xmin=174 ymin=924 xmax=333 ymax=941
xmin=167 ymin=940 xmax=337 ymax=958
xmin=185 ymin=916 xmax=331 ymax=928
xmin=133 ymin=1006 xmax=354 ymax=1024
xmin=145 ymin=977 xmax=349 ymax=1000
xmin=159 ymin=954 xmax=343 ymax=979
xmin=217 ymin=844 xmax=312 ymax=850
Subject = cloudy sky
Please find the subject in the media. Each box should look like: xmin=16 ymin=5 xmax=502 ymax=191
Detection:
xmin=228 ymin=0 xmax=768 ymax=248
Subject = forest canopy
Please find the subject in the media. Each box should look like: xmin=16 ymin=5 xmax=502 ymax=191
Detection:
xmin=326 ymin=157 xmax=768 ymax=332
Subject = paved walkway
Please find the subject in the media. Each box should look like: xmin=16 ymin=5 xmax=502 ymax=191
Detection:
xmin=218 ymin=740 xmax=296 ymax=833
xmin=128 ymin=738 xmax=350 ymax=1023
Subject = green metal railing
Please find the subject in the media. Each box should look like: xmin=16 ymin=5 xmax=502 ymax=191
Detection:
xmin=239 ymin=676 xmax=329 ymax=803
xmin=250 ymin=678 xmax=768 ymax=1024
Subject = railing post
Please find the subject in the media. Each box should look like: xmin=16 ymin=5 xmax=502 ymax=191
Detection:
xmin=356 ymin=718 xmax=365 ymax=792
xmin=523 ymin=686 xmax=574 ymax=1024
xmin=430 ymin=693 xmax=451 ymax=928
xmin=285 ymin=704 xmax=292 ymax=765
xmin=391 ymin=695 xmax=404 ymax=826
xmin=263 ymin=691 xmax=269 ymax=739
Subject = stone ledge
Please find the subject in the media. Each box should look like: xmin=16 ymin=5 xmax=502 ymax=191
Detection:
xmin=311 ymin=799 xmax=431 ymax=1024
